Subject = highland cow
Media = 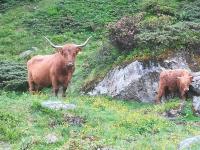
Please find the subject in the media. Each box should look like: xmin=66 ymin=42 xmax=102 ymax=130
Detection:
xmin=27 ymin=36 xmax=91 ymax=97
xmin=156 ymin=69 xmax=193 ymax=104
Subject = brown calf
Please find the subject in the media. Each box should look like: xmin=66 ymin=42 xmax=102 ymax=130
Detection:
xmin=156 ymin=69 xmax=193 ymax=104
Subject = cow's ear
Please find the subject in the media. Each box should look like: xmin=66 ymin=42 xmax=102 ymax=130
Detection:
xmin=56 ymin=48 xmax=64 ymax=55
xmin=76 ymin=47 xmax=82 ymax=53
xmin=189 ymin=76 xmax=193 ymax=82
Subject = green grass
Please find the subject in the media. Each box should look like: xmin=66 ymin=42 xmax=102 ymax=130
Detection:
xmin=1 ymin=0 xmax=200 ymax=149
xmin=0 ymin=91 xmax=200 ymax=149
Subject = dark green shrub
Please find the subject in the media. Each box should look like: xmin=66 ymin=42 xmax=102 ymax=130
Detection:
xmin=178 ymin=0 xmax=200 ymax=22
xmin=22 ymin=0 xmax=138 ymax=34
xmin=139 ymin=0 xmax=177 ymax=16
xmin=108 ymin=13 xmax=144 ymax=51
xmin=23 ymin=10 xmax=79 ymax=34
xmin=136 ymin=21 xmax=200 ymax=50
xmin=0 ymin=0 xmax=40 ymax=12
xmin=0 ymin=61 xmax=28 ymax=91
xmin=141 ymin=15 xmax=174 ymax=30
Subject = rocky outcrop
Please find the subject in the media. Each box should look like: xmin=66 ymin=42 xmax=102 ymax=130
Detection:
xmin=192 ymin=96 xmax=200 ymax=116
xmin=190 ymin=72 xmax=200 ymax=95
xmin=178 ymin=135 xmax=200 ymax=150
xmin=0 ymin=141 xmax=11 ymax=150
xmin=19 ymin=47 xmax=38 ymax=59
xmin=89 ymin=52 xmax=200 ymax=103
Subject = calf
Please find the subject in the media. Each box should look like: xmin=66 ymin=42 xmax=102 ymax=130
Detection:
xmin=156 ymin=69 xmax=193 ymax=104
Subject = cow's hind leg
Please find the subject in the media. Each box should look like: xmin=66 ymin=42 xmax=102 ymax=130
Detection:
xmin=28 ymin=72 xmax=36 ymax=93
xmin=156 ymin=85 xmax=165 ymax=104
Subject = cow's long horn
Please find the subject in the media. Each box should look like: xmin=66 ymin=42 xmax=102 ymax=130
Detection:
xmin=44 ymin=36 xmax=63 ymax=48
xmin=76 ymin=36 xmax=92 ymax=48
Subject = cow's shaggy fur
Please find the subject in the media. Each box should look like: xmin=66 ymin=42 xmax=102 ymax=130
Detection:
xmin=156 ymin=69 xmax=193 ymax=104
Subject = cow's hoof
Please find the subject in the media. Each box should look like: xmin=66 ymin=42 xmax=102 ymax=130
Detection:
xmin=62 ymin=95 xmax=66 ymax=97
xmin=155 ymin=101 xmax=161 ymax=105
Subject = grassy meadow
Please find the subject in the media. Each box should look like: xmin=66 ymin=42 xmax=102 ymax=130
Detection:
xmin=1 ymin=0 xmax=200 ymax=149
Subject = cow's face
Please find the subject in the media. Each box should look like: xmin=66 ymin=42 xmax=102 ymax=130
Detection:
xmin=178 ymin=76 xmax=193 ymax=92
xmin=59 ymin=44 xmax=81 ymax=67
xmin=44 ymin=36 xmax=91 ymax=67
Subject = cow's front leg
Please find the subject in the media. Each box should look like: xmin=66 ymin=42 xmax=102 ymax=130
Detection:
xmin=62 ymin=79 xmax=71 ymax=97
xmin=62 ymin=86 xmax=68 ymax=97
xmin=62 ymin=69 xmax=74 ymax=97
xmin=178 ymin=91 xmax=186 ymax=113
xmin=52 ymin=76 xmax=59 ymax=97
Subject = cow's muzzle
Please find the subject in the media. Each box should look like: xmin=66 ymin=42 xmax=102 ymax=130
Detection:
xmin=67 ymin=62 xmax=74 ymax=67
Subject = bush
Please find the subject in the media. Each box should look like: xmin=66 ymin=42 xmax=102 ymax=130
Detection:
xmin=108 ymin=13 xmax=144 ymax=51
xmin=141 ymin=15 xmax=174 ymax=31
xmin=139 ymin=0 xmax=177 ymax=16
xmin=0 ymin=61 xmax=28 ymax=91
xmin=0 ymin=0 xmax=40 ymax=12
xmin=178 ymin=0 xmax=200 ymax=22
xmin=136 ymin=21 xmax=200 ymax=50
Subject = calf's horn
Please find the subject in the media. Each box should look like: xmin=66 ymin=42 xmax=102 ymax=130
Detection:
xmin=76 ymin=36 xmax=92 ymax=48
xmin=44 ymin=36 xmax=63 ymax=48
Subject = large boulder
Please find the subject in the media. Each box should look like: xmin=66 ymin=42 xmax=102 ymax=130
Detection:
xmin=190 ymin=72 xmax=200 ymax=95
xmin=88 ymin=52 xmax=198 ymax=103
xmin=192 ymin=96 xmax=200 ymax=116
xmin=178 ymin=135 xmax=200 ymax=150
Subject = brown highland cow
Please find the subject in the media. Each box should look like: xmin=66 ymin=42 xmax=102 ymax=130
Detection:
xmin=156 ymin=69 xmax=193 ymax=104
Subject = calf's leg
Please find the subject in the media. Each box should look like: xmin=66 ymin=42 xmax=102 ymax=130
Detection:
xmin=156 ymin=85 xmax=165 ymax=104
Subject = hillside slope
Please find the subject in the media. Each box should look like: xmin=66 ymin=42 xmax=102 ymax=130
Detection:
xmin=1 ymin=0 xmax=200 ymax=93
xmin=1 ymin=0 xmax=200 ymax=149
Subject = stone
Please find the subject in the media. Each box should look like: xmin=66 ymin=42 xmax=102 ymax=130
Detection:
xmin=0 ymin=141 xmax=11 ymax=150
xmin=45 ymin=133 xmax=59 ymax=144
xmin=19 ymin=50 xmax=33 ymax=59
xmin=31 ymin=47 xmax=38 ymax=51
xmin=19 ymin=47 xmax=38 ymax=59
xmin=190 ymin=73 xmax=200 ymax=95
xmin=178 ymin=135 xmax=200 ymax=150
xmin=192 ymin=96 xmax=200 ymax=116
xmin=89 ymin=53 xmax=191 ymax=103
xmin=41 ymin=100 xmax=76 ymax=110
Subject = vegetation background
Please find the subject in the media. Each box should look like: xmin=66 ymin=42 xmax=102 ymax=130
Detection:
xmin=0 ymin=0 xmax=200 ymax=149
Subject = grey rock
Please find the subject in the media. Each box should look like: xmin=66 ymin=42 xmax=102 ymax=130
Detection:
xmin=31 ymin=47 xmax=38 ymax=51
xmin=41 ymin=100 xmax=76 ymax=110
xmin=19 ymin=50 xmax=33 ymax=59
xmin=19 ymin=47 xmax=38 ymax=59
xmin=178 ymin=135 xmax=200 ymax=150
xmin=45 ymin=133 xmax=59 ymax=144
xmin=191 ymin=75 xmax=200 ymax=95
xmin=89 ymin=54 xmax=191 ymax=103
xmin=0 ymin=141 xmax=11 ymax=150
xmin=192 ymin=96 xmax=200 ymax=115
